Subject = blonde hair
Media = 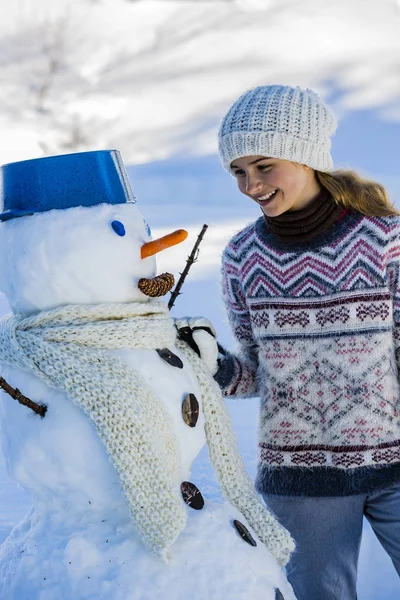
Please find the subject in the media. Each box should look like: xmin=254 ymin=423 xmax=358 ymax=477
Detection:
xmin=316 ymin=170 xmax=400 ymax=217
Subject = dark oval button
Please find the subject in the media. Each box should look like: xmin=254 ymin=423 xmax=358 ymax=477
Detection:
xmin=182 ymin=393 xmax=199 ymax=427
xmin=275 ymin=589 xmax=285 ymax=600
xmin=181 ymin=481 xmax=204 ymax=510
xmin=156 ymin=348 xmax=183 ymax=369
xmin=232 ymin=519 xmax=257 ymax=546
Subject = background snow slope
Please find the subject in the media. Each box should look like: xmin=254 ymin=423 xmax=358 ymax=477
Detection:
xmin=0 ymin=0 xmax=400 ymax=597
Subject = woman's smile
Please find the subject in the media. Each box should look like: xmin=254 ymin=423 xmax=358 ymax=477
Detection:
xmin=254 ymin=189 xmax=279 ymax=205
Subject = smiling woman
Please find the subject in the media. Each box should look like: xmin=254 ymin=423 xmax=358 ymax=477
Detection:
xmin=177 ymin=83 xmax=400 ymax=600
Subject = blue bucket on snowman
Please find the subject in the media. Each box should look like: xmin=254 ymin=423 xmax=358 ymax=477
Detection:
xmin=0 ymin=149 xmax=136 ymax=221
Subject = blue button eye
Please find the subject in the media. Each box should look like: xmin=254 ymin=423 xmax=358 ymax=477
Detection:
xmin=145 ymin=221 xmax=151 ymax=237
xmin=111 ymin=220 xmax=126 ymax=236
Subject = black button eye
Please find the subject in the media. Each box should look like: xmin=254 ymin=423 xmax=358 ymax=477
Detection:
xmin=111 ymin=220 xmax=126 ymax=236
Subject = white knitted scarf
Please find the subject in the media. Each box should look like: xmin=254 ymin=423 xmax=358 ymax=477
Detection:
xmin=0 ymin=301 xmax=294 ymax=565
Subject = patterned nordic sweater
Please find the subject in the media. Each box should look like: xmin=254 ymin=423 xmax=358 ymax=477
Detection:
xmin=216 ymin=210 xmax=400 ymax=496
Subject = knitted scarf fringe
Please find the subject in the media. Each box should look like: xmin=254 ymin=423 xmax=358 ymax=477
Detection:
xmin=0 ymin=302 xmax=294 ymax=565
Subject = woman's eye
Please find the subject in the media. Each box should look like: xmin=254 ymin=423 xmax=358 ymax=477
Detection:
xmin=111 ymin=220 xmax=126 ymax=236
xmin=233 ymin=170 xmax=246 ymax=177
xmin=259 ymin=164 xmax=272 ymax=172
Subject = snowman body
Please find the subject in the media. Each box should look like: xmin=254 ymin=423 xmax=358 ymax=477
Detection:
xmin=0 ymin=202 xmax=296 ymax=599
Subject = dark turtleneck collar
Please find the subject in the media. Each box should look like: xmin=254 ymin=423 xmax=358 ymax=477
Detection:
xmin=263 ymin=187 xmax=345 ymax=244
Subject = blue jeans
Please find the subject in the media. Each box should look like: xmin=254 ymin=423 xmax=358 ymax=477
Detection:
xmin=264 ymin=484 xmax=400 ymax=600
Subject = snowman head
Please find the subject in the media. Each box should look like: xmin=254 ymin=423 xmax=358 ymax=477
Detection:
xmin=0 ymin=150 xmax=187 ymax=315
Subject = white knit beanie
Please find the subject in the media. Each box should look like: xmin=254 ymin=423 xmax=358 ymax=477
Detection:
xmin=218 ymin=84 xmax=337 ymax=173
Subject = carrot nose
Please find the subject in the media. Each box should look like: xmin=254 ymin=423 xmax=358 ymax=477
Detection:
xmin=141 ymin=229 xmax=188 ymax=259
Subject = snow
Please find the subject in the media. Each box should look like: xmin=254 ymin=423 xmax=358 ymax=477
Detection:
xmin=0 ymin=0 xmax=400 ymax=596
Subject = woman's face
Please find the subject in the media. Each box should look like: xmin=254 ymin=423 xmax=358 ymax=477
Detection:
xmin=230 ymin=155 xmax=320 ymax=217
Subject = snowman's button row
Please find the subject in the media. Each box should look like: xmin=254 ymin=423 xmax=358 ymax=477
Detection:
xmin=180 ymin=480 xmax=257 ymax=547
xmin=156 ymin=347 xmax=258 ymax=550
xmin=156 ymin=348 xmax=200 ymax=427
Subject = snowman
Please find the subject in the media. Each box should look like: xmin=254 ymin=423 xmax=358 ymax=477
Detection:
xmin=0 ymin=150 xmax=296 ymax=600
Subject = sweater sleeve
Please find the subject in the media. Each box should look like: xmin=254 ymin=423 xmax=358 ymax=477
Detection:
xmin=214 ymin=244 xmax=260 ymax=398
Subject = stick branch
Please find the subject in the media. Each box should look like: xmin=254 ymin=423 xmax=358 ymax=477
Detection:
xmin=0 ymin=377 xmax=47 ymax=417
xmin=168 ymin=224 xmax=208 ymax=310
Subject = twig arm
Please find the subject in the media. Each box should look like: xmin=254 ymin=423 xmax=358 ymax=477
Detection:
xmin=0 ymin=376 xmax=47 ymax=417
xmin=168 ymin=224 xmax=208 ymax=310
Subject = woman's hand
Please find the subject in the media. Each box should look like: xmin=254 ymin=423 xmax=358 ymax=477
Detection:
xmin=174 ymin=317 xmax=222 ymax=375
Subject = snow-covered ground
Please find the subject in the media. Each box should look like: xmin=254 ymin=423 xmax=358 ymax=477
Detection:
xmin=1 ymin=0 xmax=400 ymax=597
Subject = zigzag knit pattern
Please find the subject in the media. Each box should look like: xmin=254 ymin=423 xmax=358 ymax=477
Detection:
xmin=0 ymin=301 xmax=294 ymax=565
xmin=219 ymin=211 xmax=400 ymax=496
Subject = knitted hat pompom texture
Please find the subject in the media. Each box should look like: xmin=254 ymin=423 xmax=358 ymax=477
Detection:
xmin=218 ymin=84 xmax=337 ymax=173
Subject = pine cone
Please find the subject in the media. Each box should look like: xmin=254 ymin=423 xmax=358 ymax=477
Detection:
xmin=138 ymin=272 xmax=175 ymax=297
